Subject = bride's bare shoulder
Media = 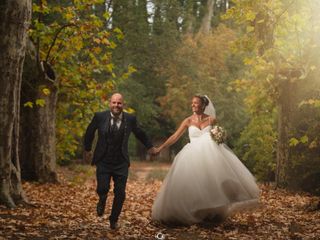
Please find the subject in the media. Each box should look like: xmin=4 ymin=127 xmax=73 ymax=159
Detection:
xmin=182 ymin=116 xmax=193 ymax=126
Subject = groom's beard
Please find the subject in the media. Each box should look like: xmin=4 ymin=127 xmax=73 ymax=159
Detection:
xmin=111 ymin=108 xmax=122 ymax=116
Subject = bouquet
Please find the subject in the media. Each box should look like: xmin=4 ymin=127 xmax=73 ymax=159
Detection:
xmin=210 ymin=125 xmax=227 ymax=144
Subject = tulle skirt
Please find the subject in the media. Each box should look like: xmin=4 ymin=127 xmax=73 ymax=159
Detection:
xmin=151 ymin=134 xmax=260 ymax=225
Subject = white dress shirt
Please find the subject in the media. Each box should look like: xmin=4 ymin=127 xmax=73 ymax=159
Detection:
xmin=110 ymin=112 xmax=123 ymax=129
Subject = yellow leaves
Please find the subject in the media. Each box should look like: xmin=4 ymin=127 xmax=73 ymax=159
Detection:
xmin=93 ymin=47 xmax=102 ymax=54
xmin=127 ymin=65 xmax=137 ymax=74
xmin=309 ymin=140 xmax=319 ymax=149
xmin=245 ymin=10 xmax=256 ymax=22
xmin=289 ymin=138 xmax=299 ymax=147
xmin=124 ymin=107 xmax=135 ymax=114
xmin=101 ymin=38 xmax=110 ymax=45
xmin=33 ymin=2 xmax=50 ymax=14
xmin=105 ymin=81 xmax=114 ymax=90
xmin=310 ymin=65 xmax=316 ymax=71
xmin=246 ymin=26 xmax=255 ymax=33
xmin=51 ymin=6 xmax=62 ymax=13
xmin=257 ymin=19 xmax=265 ymax=24
xmin=78 ymin=65 xmax=87 ymax=74
xmin=113 ymin=27 xmax=124 ymax=40
xmin=24 ymin=101 xmax=34 ymax=108
xmin=70 ymin=37 xmax=83 ymax=51
xmin=300 ymin=135 xmax=309 ymax=144
xmin=290 ymin=135 xmax=309 ymax=147
xmin=103 ymin=12 xmax=110 ymax=20
xmin=36 ymin=99 xmax=46 ymax=107
xmin=106 ymin=63 xmax=114 ymax=73
xmin=93 ymin=38 xmax=101 ymax=44
xmin=299 ymin=99 xmax=320 ymax=108
xmin=64 ymin=12 xmax=74 ymax=21
xmin=108 ymin=41 xmax=117 ymax=49
xmin=42 ymin=88 xmax=51 ymax=96
xmin=93 ymin=37 xmax=110 ymax=47
xmin=244 ymin=57 xmax=254 ymax=65
xmin=24 ymin=98 xmax=47 ymax=108
xmin=32 ymin=4 xmax=41 ymax=13
xmin=91 ymin=57 xmax=99 ymax=66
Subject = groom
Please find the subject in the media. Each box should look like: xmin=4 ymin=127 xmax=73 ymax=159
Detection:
xmin=83 ymin=93 xmax=155 ymax=230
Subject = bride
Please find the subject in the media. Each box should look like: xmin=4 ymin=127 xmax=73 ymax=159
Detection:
xmin=151 ymin=95 xmax=259 ymax=225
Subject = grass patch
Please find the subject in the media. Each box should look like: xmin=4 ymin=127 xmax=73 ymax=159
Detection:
xmin=146 ymin=169 xmax=169 ymax=182
xmin=128 ymin=169 xmax=139 ymax=181
xmin=66 ymin=164 xmax=95 ymax=184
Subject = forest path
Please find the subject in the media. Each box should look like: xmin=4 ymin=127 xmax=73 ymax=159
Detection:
xmin=0 ymin=161 xmax=319 ymax=240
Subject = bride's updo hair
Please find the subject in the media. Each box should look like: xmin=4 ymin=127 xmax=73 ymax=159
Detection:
xmin=194 ymin=94 xmax=209 ymax=111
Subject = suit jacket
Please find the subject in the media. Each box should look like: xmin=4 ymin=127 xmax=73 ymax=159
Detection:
xmin=84 ymin=110 xmax=153 ymax=166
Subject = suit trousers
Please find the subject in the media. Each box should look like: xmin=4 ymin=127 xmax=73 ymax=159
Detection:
xmin=96 ymin=163 xmax=128 ymax=223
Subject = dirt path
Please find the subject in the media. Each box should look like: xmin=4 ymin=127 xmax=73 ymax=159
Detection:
xmin=0 ymin=162 xmax=319 ymax=240
xmin=130 ymin=161 xmax=171 ymax=181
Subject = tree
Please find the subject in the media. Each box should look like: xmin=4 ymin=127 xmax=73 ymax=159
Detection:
xmin=224 ymin=0 xmax=320 ymax=187
xmin=20 ymin=39 xmax=58 ymax=182
xmin=0 ymin=0 xmax=32 ymax=207
xmin=21 ymin=0 xmax=123 ymax=169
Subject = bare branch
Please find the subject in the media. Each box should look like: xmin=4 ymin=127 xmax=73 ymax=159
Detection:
xmin=45 ymin=23 xmax=76 ymax=63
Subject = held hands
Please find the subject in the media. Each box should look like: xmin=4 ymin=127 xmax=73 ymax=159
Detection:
xmin=83 ymin=151 xmax=92 ymax=164
xmin=148 ymin=147 xmax=161 ymax=156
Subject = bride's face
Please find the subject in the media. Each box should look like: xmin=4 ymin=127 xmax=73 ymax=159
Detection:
xmin=191 ymin=97 xmax=203 ymax=114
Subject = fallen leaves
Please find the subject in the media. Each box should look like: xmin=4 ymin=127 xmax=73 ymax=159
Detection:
xmin=0 ymin=164 xmax=319 ymax=239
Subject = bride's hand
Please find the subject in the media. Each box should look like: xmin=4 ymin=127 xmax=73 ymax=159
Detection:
xmin=148 ymin=147 xmax=160 ymax=156
xmin=153 ymin=147 xmax=161 ymax=155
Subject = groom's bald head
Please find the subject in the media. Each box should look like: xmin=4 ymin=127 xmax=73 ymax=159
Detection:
xmin=109 ymin=93 xmax=124 ymax=116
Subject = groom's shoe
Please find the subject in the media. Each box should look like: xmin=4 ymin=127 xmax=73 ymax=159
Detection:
xmin=110 ymin=221 xmax=119 ymax=230
xmin=96 ymin=196 xmax=107 ymax=217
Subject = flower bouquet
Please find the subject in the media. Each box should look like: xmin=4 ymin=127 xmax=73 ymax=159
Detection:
xmin=210 ymin=125 xmax=227 ymax=144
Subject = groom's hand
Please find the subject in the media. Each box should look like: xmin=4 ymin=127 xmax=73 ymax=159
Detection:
xmin=147 ymin=147 xmax=158 ymax=157
xmin=83 ymin=151 xmax=92 ymax=164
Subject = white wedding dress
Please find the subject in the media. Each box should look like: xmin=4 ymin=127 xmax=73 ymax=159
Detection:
xmin=152 ymin=125 xmax=259 ymax=225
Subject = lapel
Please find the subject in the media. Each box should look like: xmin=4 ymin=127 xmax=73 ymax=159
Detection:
xmin=104 ymin=111 xmax=111 ymax=133
xmin=122 ymin=112 xmax=128 ymax=138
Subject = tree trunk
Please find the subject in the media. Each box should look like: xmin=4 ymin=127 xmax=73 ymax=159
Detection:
xmin=136 ymin=141 xmax=147 ymax=161
xmin=0 ymin=0 xmax=32 ymax=208
xmin=275 ymin=79 xmax=295 ymax=188
xmin=199 ymin=0 xmax=215 ymax=35
xmin=20 ymin=39 xmax=58 ymax=183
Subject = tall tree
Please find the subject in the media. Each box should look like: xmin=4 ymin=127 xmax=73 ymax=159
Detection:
xmin=20 ymin=39 xmax=58 ymax=182
xmin=199 ymin=0 xmax=215 ymax=34
xmin=224 ymin=0 xmax=320 ymax=187
xmin=20 ymin=0 xmax=122 ymax=169
xmin=0 ymin=0 xmax=32 ymax=207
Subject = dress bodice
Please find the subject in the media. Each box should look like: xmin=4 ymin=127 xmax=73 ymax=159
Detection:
xmin=188 ymin=125 xmax=212 ymax=141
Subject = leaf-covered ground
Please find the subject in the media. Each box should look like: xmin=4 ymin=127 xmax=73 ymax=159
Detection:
xmin=0 ymin=161 xmax=319 ymax=240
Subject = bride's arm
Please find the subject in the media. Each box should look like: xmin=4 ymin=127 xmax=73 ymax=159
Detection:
xmin=156 ymin=118 xmax=189 ymax=153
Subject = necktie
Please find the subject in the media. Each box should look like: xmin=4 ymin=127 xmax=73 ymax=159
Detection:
xmin=111 ymin=117 xmax=118 ymax=132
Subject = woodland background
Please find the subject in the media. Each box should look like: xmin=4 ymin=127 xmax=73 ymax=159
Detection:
xmin=0 ymin=0 xmax=320 ymax=239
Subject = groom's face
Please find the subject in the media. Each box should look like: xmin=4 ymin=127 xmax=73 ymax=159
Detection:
xmin=109 ymin=94 xmax=123 ymax=116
